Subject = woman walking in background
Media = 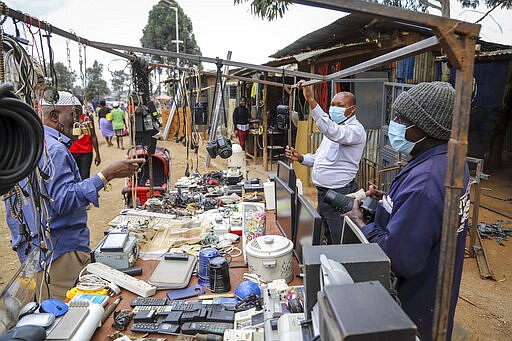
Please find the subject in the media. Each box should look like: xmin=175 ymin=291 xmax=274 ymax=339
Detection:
xmin=97 ymin=100 xmax=114 ymax=146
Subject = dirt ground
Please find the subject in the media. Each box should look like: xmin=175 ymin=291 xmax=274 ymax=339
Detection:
xmin=0 ymin=122 xmax=511 ymax=340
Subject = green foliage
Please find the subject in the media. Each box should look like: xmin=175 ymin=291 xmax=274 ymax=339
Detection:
xmin=234 ymin=0 xmax=510 ymax=18
xmin=462 ymin=0 xmax=512 ymax=9
xmin=111 ymin=69 xmax=129 ymax=97
xmin=233 ymin=0 xmax=290 ymax=20
xmin=53 ymin=62 xmax=76 ymax=92
xmin=85 ymin=60 xmax=110 ymax=100
xmin=141 ymin=1 xmax=202 ymax=67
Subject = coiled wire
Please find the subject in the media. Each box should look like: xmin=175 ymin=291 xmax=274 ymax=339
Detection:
xmin=0 ymin=83 xmax=44 ymax=195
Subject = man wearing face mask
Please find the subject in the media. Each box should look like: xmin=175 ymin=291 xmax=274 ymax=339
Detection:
xmin=346 ymin=82 xmax=470 ymax=341
xmin=285 ymin=80 xmax=366 ymax=244
xmin=4 ymin=91 xmax=145 ymax=301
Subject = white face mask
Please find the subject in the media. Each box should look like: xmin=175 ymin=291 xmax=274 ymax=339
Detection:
xmin=388 ymin=121 xmax=426 ymax=154
xmin=328 ymin=106 xmax=353 ymax=124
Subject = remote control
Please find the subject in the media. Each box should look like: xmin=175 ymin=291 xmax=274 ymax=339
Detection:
xmin=119 ymin=266 xmax=143 ymax=276
xmin=131 ymin=322 xmax=180 ymax=334
xmin=169 ymin=300 xmax=200 ymax=311
xmin=181 ymin=321 xmax=234 ymax=336
xmin=164 ymin=252 xmax=189 ymax=261
xmin=131 ymin=297 xmax=169 ymax=307
xmin=130 ymin=322 xmax=160 ymax=333
xmin=132 ymin=305 xmax=173 ymax=315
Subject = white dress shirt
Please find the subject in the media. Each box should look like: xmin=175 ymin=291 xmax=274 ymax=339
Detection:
xmin=301 ymin=104 xmax=366 ymax=188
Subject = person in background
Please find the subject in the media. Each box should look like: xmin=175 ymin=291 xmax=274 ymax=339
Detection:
xmin=3 ymin=91 xmax=145 ymax=301
xmin=346 ymin=82 xmax=470 ymax=340
xmin=97 ymin=100 xmax=114 ymax=146
xmin=70 ymin=105 xmax=101 ymax=179
xmin=110 ymin=101 xmax=126 ymax=150
xmin=91 ymin=98 xmax=100 ymax=114
xmin=233 ymin=96 xmax=250 ymax=150
xmin=285 ymin=80 xmax=366 ymax=244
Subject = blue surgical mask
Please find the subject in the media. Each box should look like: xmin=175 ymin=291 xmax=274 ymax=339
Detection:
xmin=388 ymin=121 xmax=425 ymax=154
xmin=328 ymin=106 xmax=351 ymax=124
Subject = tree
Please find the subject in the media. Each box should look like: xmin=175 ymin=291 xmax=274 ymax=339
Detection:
xmin=85 ymin=60 xmax=110 ymax=100
xmin=140 ymin=1 xmax=202 ymax=67
xmin=234 ymin=0 xmax=511 ymax=19
xmin=111 ymin=69 xmax=129 ymax=98
xmin=53 ymin=62 xmax=76 ymax=92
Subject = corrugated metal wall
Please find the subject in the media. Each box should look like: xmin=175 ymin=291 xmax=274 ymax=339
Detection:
xmin=444 ymin=61 xmax=511 ymax=157
xmin=394 ymin=52 xmax=435 ymax=83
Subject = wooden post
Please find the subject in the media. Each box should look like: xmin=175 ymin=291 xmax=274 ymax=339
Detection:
xmin=263 ymin=73 xmax=269 ymax=171
xmin=432 ymin=33 xmax=477 ymax=341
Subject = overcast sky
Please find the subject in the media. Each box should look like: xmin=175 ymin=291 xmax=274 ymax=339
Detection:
xmin=3 ymin=0 xmax=511 ymax=82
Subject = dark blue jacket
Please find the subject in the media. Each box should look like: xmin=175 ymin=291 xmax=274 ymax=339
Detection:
xmin=362 ymin=143 xmax=470 ymax=340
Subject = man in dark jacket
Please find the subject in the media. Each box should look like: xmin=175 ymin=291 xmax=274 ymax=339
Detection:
xmin=233 ymin=96 xmax=250 ymax=150
xmin=347 ymin=82 xmax=470 ymax=341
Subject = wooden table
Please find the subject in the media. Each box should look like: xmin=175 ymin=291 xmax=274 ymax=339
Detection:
xmin=92 ymin=210 xmax=302 ymax=340
xmin=245 ymin=129 xmax=260 ymax=164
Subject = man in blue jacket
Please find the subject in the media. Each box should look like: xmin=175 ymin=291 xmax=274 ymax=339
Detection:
xmin=4 ymin=91 xmax=145 ymax=301
xmin=347 ymin=82 xmax=470 ymax=340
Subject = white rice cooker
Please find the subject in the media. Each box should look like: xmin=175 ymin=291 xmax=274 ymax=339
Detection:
xmin=245 ymin=235 xmax=294 ymax=283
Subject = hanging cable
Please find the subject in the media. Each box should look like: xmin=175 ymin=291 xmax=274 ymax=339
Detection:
xmin=0 ymin=83 xmax=44 ymax=195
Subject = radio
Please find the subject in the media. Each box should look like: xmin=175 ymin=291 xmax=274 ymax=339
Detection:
xmin=92 ymin=232 xmax=139 ymax=270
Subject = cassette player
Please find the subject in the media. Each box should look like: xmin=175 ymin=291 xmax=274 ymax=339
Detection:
xmin=243 ymin=178 xmax=264 ymax=193
xmin=92 ymin=232 xmax=139 ymax=269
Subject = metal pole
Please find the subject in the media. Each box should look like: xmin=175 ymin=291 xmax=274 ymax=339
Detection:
xmin=175 ymin=8 xmax=180 ymax=67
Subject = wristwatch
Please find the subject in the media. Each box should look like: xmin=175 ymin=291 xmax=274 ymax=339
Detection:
xmin=97 ymin=171 xmax=112 ymax=192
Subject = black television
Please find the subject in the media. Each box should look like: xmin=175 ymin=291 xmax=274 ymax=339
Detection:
xmin=294 ymin=194 xmax=322 ymax=264
xmin=274 ymin=176 xmax=296 ymax=243
xmin=277 ymin=160 xmax=296 ymax=190
xmin=340 ymin=215 xmax=369 ymax=244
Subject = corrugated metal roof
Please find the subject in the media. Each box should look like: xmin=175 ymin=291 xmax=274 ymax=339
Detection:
xmin=270 ymin=13 xmax=432 ymax=59
xmin=269 ymin=13 xmax=511 ymax=60
xmin=435 ymin=48 xmax=512 ymax=62
xmin=477 ymin=48 xmax=512 ymax=57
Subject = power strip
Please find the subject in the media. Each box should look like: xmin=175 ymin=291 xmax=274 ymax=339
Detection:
xmin=108 ymin=213 xmax=180 ymax=229
xmin=119 ymin=209 xmax=178 ymax=220
xmin=86 ymin=262 xmax=156 ymax=298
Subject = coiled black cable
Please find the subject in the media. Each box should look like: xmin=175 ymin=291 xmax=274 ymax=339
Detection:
xmin=0 ymin=83 xmax=44 ymax=195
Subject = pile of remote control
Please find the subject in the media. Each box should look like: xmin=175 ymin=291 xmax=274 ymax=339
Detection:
xmin=129 ymin=297 xmax=236 ymax=337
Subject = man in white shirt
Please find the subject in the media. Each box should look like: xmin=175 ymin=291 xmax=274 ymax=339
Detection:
xmin=285 ymin=80 xmax=366 ymax=244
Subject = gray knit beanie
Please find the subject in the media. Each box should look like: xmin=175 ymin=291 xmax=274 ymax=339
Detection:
xmin=392 ymin=81 xmax=455 ymax=141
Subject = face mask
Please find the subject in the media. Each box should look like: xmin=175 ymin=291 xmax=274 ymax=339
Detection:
xmin=388 ymin=121 xmax=426 ymax=154
xmin=328 ymin=106 xmax=352 ymax=124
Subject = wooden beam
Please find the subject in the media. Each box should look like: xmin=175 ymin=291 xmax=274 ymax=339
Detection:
xmin=291 ymin=0 xmax=480 ymax=37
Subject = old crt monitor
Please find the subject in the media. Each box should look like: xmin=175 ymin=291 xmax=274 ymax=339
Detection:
xmin=277 ymin=161 xmax=296 ymax=189
xmin=340 ymin=215 xmax=369 ymax=244
xmin=294 ymin=194 xmax=322 ymax=264
xmin=274 ymin=176 xmax=296 ymax=243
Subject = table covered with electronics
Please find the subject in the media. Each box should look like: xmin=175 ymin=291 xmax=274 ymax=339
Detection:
xmin=52 ymin=162 xmax=417 ymax=341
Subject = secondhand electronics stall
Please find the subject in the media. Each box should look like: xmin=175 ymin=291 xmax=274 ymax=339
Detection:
xmin=0 ymin=0 xmax=479 ymax=340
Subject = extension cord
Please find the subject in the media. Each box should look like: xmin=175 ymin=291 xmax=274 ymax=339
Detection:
xmin=86 ymin=262 xmax=156 ymax=298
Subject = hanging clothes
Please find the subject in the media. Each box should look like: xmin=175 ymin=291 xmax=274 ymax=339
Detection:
xmin=316 ymin=63 xmax=329 ymax=110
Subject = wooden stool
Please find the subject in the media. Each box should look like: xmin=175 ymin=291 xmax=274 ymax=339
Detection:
xmin=267 ymin=145 xmax=285 ymax=170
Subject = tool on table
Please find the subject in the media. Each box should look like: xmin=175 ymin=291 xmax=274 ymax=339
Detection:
xmin=100 ymin=296 xmax=122 ymax=326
